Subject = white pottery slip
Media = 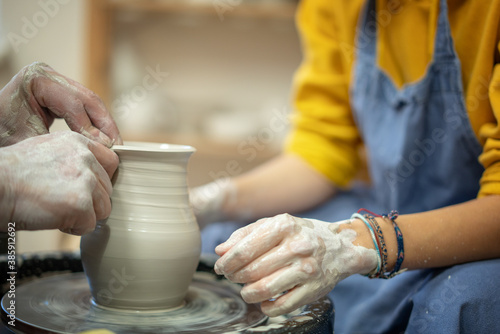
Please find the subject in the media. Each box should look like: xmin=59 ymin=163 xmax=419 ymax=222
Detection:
xmin=80 ymin=142 xmax=201 ymax=310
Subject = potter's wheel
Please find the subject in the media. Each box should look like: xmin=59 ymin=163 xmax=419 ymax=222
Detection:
xmin=1 ymin=272 xmax=266 ymax=333
xmin=0 ymin=252 xmax=334 ymax=333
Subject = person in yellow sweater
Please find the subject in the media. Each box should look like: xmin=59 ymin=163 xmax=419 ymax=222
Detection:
xmin=192 ymin=0 xmax=500 ymax=332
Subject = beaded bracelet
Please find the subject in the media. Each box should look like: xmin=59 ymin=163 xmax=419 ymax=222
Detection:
xmin=350 ymin=213 xmax=381 ymax=277
xmin=364 ymin=214 xmax=388 ymax=276
xmin=357 ymin=209 xmax=407 ymax=279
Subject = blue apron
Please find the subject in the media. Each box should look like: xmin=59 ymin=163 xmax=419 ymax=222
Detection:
xmin=351 ymin=0 xmax=483 ymax=214
xmin=325 ymin=0 xmax=500 ymax=332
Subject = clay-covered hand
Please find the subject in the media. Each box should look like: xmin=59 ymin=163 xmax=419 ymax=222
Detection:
xmin=0 ymin=62 xmax=122 ymax=147
xmin=0 ymin=131 xmax=119 ymax=235
xmin=214 ymin=214 xmax=378 ymax=317
xmin=189 ymin=179 xmax=237 ymax=229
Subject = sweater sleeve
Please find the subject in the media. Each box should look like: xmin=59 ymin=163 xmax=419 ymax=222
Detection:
xmin=479 ymin=58 xmax=500 ymax=197
xmin=284 ymin=0 xmax=363 ymax=188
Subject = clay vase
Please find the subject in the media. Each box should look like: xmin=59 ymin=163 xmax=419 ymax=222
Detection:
xmin=80 ymin=142 xmax=201 ymax=310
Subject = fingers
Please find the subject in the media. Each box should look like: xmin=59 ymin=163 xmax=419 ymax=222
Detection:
xmin=86 ymin=140 xmax=117 ymax=221
xmin=226 ymin=242 xmax=298 ymax=283
xmin=87 ymin=140 xmax=119 ymax=181
xmin=59 ymin=209 xmax=96 ymax=236
xmin=70 ymin=115 xmax=115 ymax=148
xmin=259 ymin=285 xmax=317 ymax=317
xmin=215 ymin=217 xmax=285 ymax=275
xmin=29 ymin=64 xmax=122 ymax=147
xmin=48 ymin=184 xmax=97 ymax=236
xmin=59 ymin=97 xmax=117 ymax=148
xmin=59 ymin=163 xmax=106 ymax=235
xmin=66 ymin=135 xmax=115 ymax=232
xmin=60 ymin=156 xmax=112 ymax=235
xmin=82 ymin=91 xmax=123 ymax=146
xmin=240 ymin=265 xmax=307 ymax=304
xmin=62 ymin=76 xmax=123 ymax=146
xmin=240 ymin=263 xmax=324 ymax=317
xmin=92 ymin=179 xmax=112 ymax=221
xmin=215 ymin=221 xmax=261 ymax=255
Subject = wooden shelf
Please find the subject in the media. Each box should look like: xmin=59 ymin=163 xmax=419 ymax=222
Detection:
xmin=86 ymin=0 xmax=298 ymax=106
xmin=108 ymin=0 xmax=298 ymax=20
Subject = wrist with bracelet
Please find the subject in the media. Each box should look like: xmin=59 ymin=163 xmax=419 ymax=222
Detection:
xmin=351 ymin=208 xmax=407 ymax=279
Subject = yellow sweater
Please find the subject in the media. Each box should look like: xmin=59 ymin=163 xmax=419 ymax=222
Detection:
xmin=285 ymin=0 xmax=500 ymax=197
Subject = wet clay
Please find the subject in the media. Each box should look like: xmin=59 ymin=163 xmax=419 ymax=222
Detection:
xmin=81 ymin=142 xmax=201 ymax=310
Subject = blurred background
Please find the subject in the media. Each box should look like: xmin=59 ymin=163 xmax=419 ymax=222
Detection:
xmin=0 ymin=0 xmax=301 ymax=253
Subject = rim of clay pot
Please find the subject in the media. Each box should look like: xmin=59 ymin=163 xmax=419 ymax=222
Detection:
xmin=112 ymin=141 xmax=195 ymax=153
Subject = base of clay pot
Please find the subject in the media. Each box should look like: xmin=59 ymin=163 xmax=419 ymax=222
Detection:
xmin=90 ymin=297 xmax=186 ymax=313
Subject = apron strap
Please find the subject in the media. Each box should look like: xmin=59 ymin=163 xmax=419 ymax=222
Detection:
xmin=433 ymin=0 xmax=457 ymax=62
xmin=357 ymin=0 xmax=377 ymax=60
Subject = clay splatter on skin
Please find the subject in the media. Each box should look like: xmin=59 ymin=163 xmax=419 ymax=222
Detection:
xmin=0 ymin=62 xmax=61 ymax=146
xmin=0 ymin=62 xmax=118 ymax=147
xmin=216 ymin=214 xmax=378 ymax=317
xmin=0 ymin=132 xmax=102 ymax=233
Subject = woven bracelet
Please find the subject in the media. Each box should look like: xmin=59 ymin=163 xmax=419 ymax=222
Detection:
xmin=381 ymin=210 xmax=407 ymax=278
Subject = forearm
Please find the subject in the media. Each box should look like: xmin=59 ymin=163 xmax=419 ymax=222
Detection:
xmin=223 ymin=153 xmax=336 ymax=222
xmin=398 ymin=196 xmax=500 ymax=269
xmin=346 ymin=195 xmax=500 ymax=272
